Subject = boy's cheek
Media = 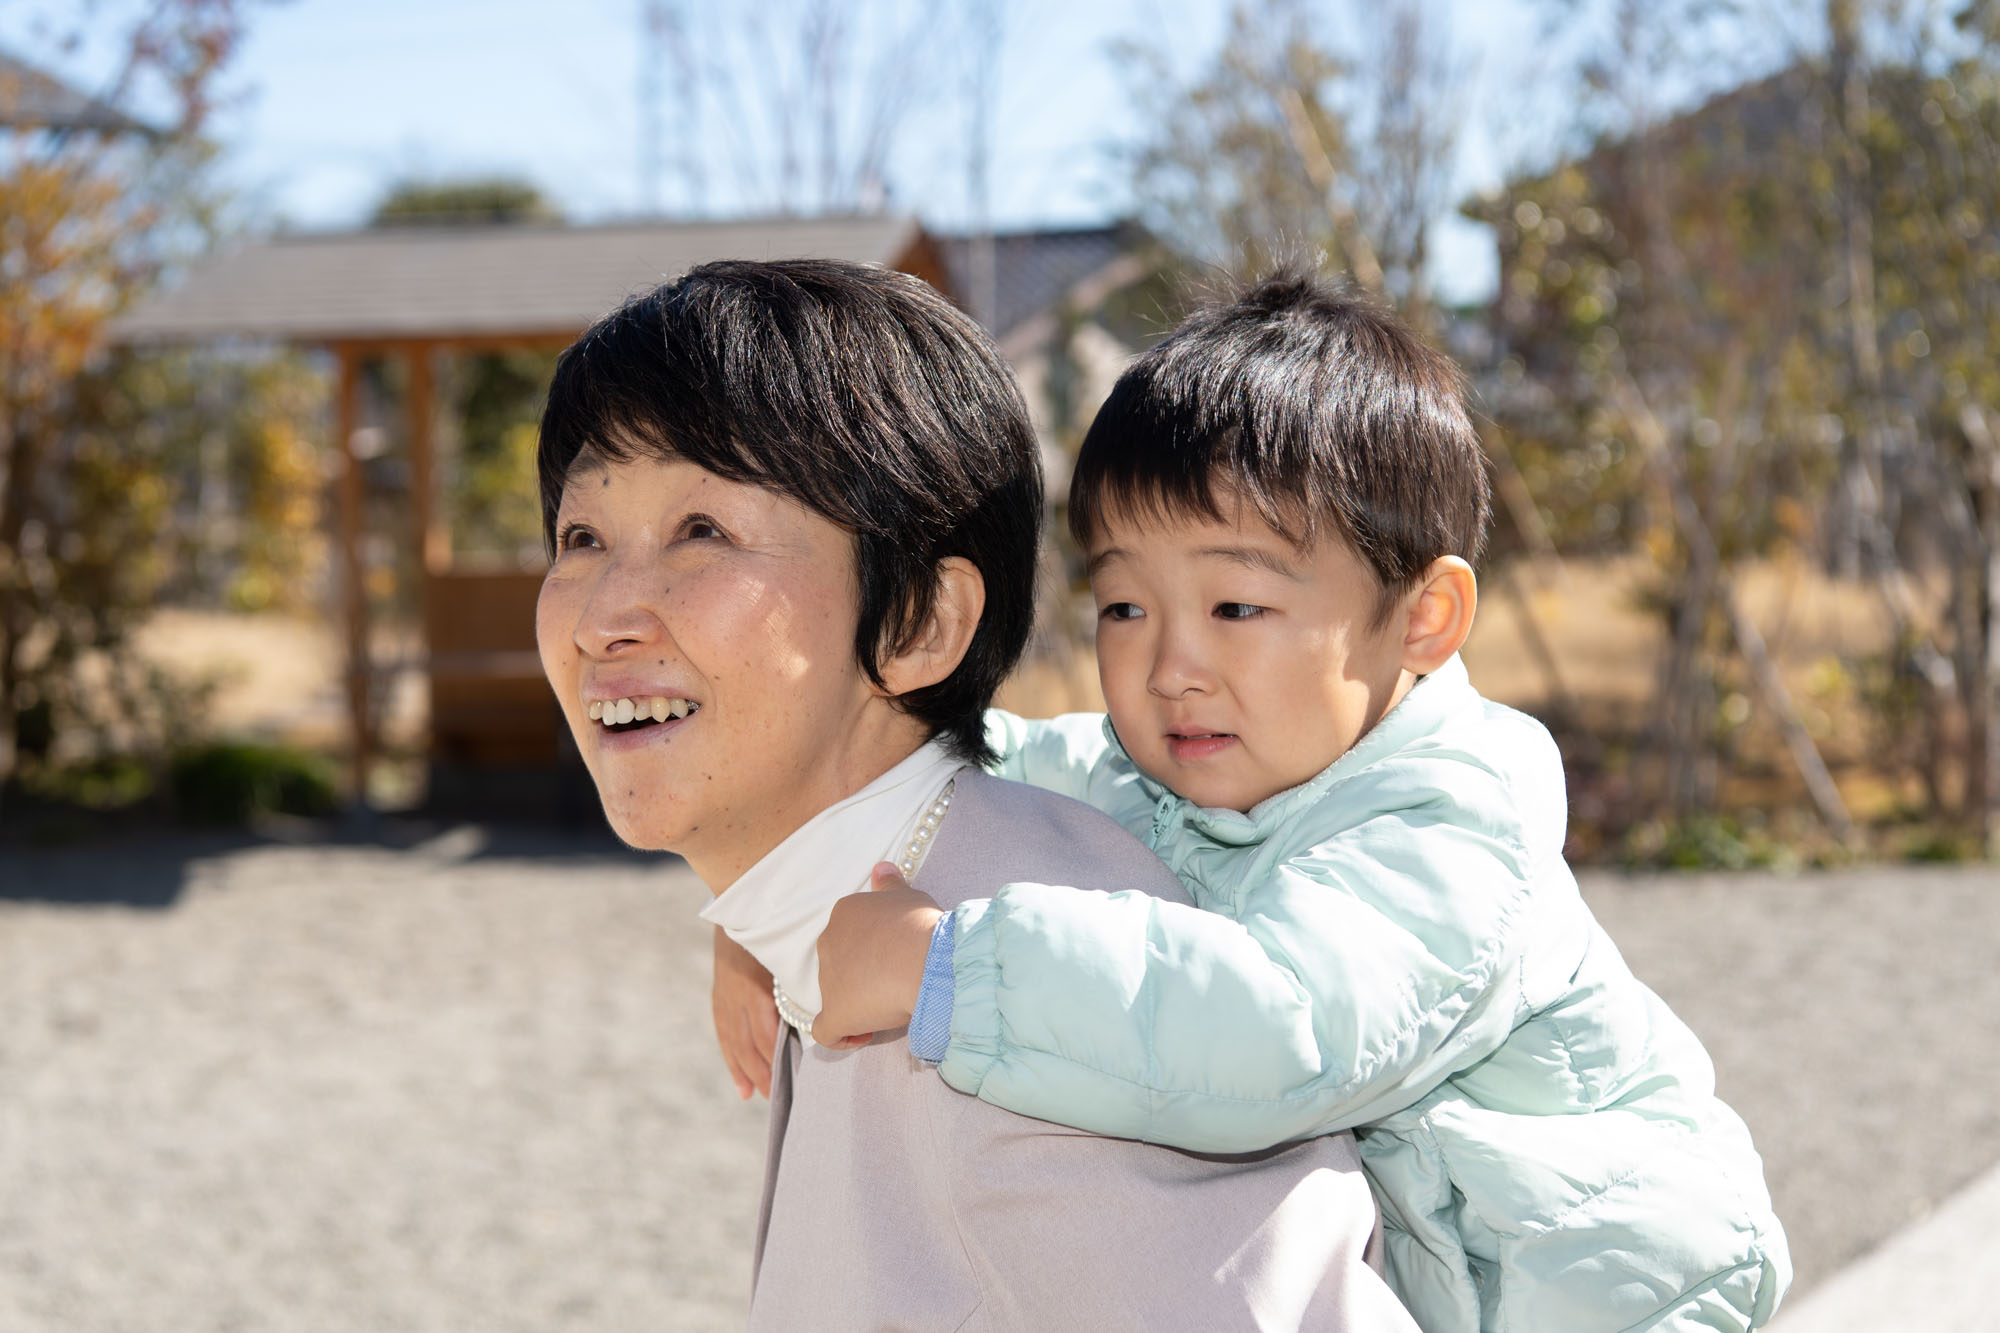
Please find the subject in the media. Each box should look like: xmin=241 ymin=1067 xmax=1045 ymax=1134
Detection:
xmin=1094 ymin=657 xmax=1149 ymax=732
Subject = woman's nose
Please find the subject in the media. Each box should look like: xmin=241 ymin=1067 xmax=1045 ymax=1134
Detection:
xmin=574 ymin=555 xmax=666 ymax=657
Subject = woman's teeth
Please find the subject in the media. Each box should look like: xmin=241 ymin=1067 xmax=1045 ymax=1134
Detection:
xmin=586 ymin=696 xmax=696 ymax=726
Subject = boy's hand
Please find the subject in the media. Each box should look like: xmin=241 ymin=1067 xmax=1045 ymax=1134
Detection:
xmin=712 ymin=927 xmax=779 ymax=1100
xmin=812 ymin=863 xmax=943 ymax=1047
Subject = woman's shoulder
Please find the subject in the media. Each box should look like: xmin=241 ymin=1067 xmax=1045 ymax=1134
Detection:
xmin=927 ymin=768 xmax=1191 ymax=909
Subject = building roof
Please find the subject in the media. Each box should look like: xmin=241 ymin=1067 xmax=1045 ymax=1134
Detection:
xmin=936 ymin=224 xmax=1141 ymax=342
xmin=0 ymin=50 xmax=153 ymax=136
xmin=112 ymin=215 xmax=932 ymax=345
xmin=1473 ymin=63 xmax=1833 ymax=225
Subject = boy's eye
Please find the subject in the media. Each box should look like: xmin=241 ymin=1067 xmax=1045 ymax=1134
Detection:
xmin=1099 ymin=601 xmax=1144 ymax=622
xmin=1214 ymin=602 xmax=1264 ymax=620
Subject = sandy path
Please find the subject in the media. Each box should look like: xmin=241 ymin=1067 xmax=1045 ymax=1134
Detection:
xmin=0 ymin=828 xmax=766 ymax=1333
xmin=1580 ymin=865 xmax=2000 ymax=1299
xmin=4 ymin=833 xmax=1997 ymax=1330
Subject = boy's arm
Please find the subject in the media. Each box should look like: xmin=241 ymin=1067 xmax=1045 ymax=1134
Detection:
xmin=982 ymin=708 xmax=1115 ymax=800
xmin=933 ymin=793 xmax=1558 ymax=1154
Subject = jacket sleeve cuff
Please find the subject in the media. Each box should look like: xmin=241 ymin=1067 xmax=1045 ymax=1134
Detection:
xmin=906 ymin=913 xmax=957 ymax=1064
xmin=936 ymin=897 xmax=1002 ymax=1094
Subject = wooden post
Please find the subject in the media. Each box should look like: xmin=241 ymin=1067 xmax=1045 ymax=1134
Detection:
xmin=406 ymin=342 xmax=445 ymax=802
xmin=406 ymin=342 xmax=449 ymax=576
xmin=335 ymin=344 xmax=373 ymax=808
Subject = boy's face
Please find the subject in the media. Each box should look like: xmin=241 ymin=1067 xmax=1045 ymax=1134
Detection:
xmin=1087 ymin=501 xmax=1414 ymax=813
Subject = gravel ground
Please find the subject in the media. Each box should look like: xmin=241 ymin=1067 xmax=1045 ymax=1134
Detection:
xmin=0 ymin=825 xmax=767 ymax=1333
xmin=1579 ymin=865 xmax=2000 ymax=1305
xmin=3 ymin=829 xmax=1997 ymax=1331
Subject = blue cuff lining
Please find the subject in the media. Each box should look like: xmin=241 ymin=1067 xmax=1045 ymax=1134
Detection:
xmin=908 ymin=913 xmax=956 ymax=1064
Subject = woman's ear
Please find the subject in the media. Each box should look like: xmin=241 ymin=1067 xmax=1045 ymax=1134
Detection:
xmin=1399 ymin=556 xmax=1477 ymax=676
xmin=877 ymin=557 xmax=986 ymax=697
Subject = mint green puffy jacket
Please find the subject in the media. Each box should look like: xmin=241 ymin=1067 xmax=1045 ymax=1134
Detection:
xmin=951 ymin=657 xmax=1790 ymax=1332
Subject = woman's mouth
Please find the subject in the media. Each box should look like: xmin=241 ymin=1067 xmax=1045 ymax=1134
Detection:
xmin=588 ymin=695 xmax=700 ymax=734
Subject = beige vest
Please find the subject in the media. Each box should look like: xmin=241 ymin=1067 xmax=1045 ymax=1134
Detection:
xmin=748 ymin=769 xmax=1416 ymax=1332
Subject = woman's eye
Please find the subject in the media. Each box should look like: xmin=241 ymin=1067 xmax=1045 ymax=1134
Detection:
xmin=557 ymin=523 xmax=600 ymax=552
xmin=1214 ymin=602 xmax=1264 ymax=620
xmin=1099 ymin=602 xmax=1144 ymax=621
xmin=681 ymin=516 xmax=725 ymax=541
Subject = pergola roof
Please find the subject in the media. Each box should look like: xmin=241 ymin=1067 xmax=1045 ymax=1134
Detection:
xmin=112 ymin=214 xmax=932 ymax=345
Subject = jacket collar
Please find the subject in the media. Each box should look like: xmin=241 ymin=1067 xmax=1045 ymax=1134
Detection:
xmin=1109 ymin=655 xmax=1475 ymax=847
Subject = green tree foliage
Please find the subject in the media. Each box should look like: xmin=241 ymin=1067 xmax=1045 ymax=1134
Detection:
xmin=451 ymin=353 xmax=553 ymax=564
xmin=0 ymin=3 xmax=265 ymax=794
xmin=369 ymin=177 xmax=561 ymax=227
xmin=1482 ymin=0 xmax=2000 ymax=840
xmin=1470 ymin=65 xmax=1843 ymax=562
xmin=105 ymin=345 xmax=328 ymax=615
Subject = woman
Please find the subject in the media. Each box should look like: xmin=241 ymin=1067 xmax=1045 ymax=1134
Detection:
xmin=534 ymin=259 xmax=1414 ymax=1332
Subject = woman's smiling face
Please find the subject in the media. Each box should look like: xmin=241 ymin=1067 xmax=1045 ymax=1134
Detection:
xmin=536 ymin=452 xmax=926 ymax=887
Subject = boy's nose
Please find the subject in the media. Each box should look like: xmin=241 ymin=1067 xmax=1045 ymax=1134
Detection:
xmin=1146 ymin=635 xmax=1212 ymax=698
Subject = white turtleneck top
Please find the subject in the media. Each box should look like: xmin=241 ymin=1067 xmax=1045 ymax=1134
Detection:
xmin=698 ymin=738 xmax=964 ymax=1020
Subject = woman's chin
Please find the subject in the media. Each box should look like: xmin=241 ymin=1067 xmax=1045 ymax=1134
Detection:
xmin=609 ymin=823 xmax=676 ymax=854
xmin=593 ymin=798 xmax=685 ymax=855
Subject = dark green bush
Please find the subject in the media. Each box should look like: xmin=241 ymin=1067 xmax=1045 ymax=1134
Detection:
xmin=168 ymin=741 xmax=338 ymax=826
xmin=1622 ymin=812 xmax=1801 ymax=872
xmin=20 ymin=755 xmax=155 ymax=810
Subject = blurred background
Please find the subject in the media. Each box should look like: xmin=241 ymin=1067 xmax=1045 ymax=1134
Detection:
xmin=6 ymin=0 xmax=2000 ymax=866
xmin=4 ymin=1 xmax=2000 ymax=1330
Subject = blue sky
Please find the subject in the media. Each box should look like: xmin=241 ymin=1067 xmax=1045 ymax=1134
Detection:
xmin=33 ymin=0 xmax=1579 ymax=303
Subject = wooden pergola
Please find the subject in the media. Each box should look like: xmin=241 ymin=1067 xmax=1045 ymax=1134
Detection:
xmin=114 ymin=216 xmax=950 ymax=806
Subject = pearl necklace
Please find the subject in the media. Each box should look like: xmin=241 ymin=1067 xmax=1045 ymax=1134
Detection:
xmin=773 ymin=775 xmax=957 ymax=1043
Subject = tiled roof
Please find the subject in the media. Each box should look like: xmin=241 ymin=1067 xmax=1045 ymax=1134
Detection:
xmin=936 ymin=224 xmax=1138 ymax=340
xmin=112 ymin=215 xmax=927 ymax=344
xmin=0 ymin=50 xmax=152 ymax=135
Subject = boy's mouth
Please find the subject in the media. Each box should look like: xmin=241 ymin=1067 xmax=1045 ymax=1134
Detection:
xmin=1165 ymin=731 xmax=1236 ymax=762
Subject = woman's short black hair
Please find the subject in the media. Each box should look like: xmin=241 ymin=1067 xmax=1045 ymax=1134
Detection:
xmin=1068 ymin=269 xmax=1490 ymax=625
xmin=537 ymin=258 xmax=1042 ymax=766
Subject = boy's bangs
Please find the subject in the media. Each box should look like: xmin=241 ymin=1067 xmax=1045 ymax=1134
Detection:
xmin=1069 ymin=440 xmax=1315 ymax=551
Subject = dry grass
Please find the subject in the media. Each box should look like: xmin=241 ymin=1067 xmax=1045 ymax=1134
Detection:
xmin=127 ymin=555 xmax=1897 ymax=743
xmin=999 ymin=553 xmax=1895 ymax=719
xmin=130 ymin=610 xmax=426 ymax=751
xmin=1462 ymin=554 xmax=1894 ymax=711
xmin=992 ymin=555 xmax=1936 ymax=861
xmin=125 ymin=555 xmax=1931 ymax=853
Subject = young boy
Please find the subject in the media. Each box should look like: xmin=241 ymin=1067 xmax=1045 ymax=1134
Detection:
xmin=756 ymin=271 xmax=1789 ymax=1332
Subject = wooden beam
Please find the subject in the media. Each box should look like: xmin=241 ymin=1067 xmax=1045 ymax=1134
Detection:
xmin=406 ymin=343 xmax=449 ymax=575
xmin=313 ymin=330 xmax=581 ymax=357
xmin=334 ymin=345 xmax=373 ymax=808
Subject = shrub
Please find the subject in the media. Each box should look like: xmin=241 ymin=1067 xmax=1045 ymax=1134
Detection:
xmin=168 ymin=741 xmax=338 ymax=826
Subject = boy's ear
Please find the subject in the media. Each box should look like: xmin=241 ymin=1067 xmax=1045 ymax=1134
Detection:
xmin=1399 ymin=556 xmax=1477 ymax=676
xmin=877 ymin=557 xmax=985 ymax=697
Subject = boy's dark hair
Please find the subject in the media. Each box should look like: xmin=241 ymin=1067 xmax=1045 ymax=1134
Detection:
xmin=1068 ymin=269 xmax=1490 ymax=624
xmin=537 ymin=258 xmax=1042 ymax=766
